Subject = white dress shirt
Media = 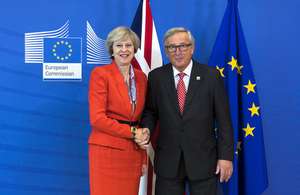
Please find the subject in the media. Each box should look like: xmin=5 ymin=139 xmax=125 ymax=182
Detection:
xmin=172 ymin=60 xmax=193 ymax=92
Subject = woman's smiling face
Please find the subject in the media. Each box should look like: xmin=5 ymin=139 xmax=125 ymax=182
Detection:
xmin=113 ymin=38 xmax=135 ymax=67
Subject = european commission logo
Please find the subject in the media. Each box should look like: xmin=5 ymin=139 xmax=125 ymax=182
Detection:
xmin=25 ymin=20 xmax=111 ymax=81
xmin=25 ymin=21 xmax=82 ymax=81
xmin=43 ymin=38 xmax=82 ymax=81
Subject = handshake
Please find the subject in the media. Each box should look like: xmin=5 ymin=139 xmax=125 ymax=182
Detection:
xmin=134 ymin=128 xmax=150 ymax=149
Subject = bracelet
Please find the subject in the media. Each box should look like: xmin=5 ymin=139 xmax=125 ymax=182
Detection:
xmin=131 ymin=127 xmax=136 ymax=139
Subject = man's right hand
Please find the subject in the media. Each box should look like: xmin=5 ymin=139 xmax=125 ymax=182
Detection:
xmin=134 ymin=128 xmax=150 ymax=149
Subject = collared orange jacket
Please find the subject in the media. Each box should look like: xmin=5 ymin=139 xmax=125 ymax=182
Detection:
xmin=88 ymin=61 xmax=148 ymax=164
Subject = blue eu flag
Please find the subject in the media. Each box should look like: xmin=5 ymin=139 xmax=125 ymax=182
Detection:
xmin=208 ymin=0 xmax=268 ymax=194
xmin=44 ymin=38 xmax=81 ymax=63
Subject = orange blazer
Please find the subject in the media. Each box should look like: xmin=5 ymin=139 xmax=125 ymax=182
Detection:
xmin=88 ymin=61 xmax=147 ymax=164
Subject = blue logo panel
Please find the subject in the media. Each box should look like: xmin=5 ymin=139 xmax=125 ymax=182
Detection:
xmin=44 ymin=38 xmax=81 ymax=63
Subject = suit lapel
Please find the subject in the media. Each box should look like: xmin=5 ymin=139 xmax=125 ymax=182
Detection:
xmin=111 ymin=61 xmax=132 ymax=118
xmin=163 ymin=64 xmax=182 ymax=115
xmin=184 ymin=61 xmax=203 ymax=114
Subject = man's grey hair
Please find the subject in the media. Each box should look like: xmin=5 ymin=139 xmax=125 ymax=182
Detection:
xmin=163 ymin=27 xmax=195 ymax=46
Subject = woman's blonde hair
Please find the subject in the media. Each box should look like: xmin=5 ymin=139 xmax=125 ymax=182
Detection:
xmin=106 ymin=26 xmax=140 ymax=59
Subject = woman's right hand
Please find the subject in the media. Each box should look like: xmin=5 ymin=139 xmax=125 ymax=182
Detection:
xmin=134 ymin=128 xmax=150 ymax=149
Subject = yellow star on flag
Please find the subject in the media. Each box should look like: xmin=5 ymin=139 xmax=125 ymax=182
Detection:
xmin=243 ymin=123 xmax=255 ymax=137
xmin=248 ymin=103 xmax=260 ymax=117
xmin=237 ymin=142 xmax=242 ymax=150
xmin=236 ymin=64 xmax=243 ymax=75
xmin=216 ymin=66 xmax=225 ymax=77
xmin=228 ymin=56 xmax=238 ymax=71
xmin=235 ymin=141 xmax=242 ymax=155
xmin=243 ymin=80 xmax=256 ymax=94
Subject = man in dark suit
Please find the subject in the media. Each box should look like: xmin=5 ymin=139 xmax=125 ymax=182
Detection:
xmin=137 ymin=27 xmax=234 ymax=195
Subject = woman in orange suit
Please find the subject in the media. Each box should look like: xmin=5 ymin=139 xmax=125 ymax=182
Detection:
xmin=88 ymin=26 xmax=148 ymax=195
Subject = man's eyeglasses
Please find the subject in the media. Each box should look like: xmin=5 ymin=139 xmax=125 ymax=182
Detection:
xmin=165 ymin=44 xmax=192 ymax=53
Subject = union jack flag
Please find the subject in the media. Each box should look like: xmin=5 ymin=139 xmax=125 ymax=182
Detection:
xmin=131 ymin=0 xmax=163 ymax=194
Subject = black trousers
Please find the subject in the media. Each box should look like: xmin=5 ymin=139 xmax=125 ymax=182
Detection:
xmin=155 ymin=153 xmax=217 ymax=195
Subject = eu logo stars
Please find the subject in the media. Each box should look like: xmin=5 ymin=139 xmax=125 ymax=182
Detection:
xmin=43 ymin=38 xmax=82 ymax=81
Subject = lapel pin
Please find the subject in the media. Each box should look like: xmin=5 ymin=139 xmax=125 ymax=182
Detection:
xmin=196 ymin=76 xmax=201 ymax=80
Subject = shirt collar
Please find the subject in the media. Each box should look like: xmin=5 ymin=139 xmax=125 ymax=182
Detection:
xmin=173 ymin=60 xmax=193 ymax=77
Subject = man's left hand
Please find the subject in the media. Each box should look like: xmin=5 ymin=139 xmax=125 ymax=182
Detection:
xmin=215 ymin=159 xmax=233 ymax=182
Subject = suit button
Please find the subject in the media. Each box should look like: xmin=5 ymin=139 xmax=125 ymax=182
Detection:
xmin=179 ymin=146 xmax=182 ymax=150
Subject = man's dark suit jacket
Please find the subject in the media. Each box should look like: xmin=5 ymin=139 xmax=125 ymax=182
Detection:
xmin=140 ymin=60 xmax=234 ymax=180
